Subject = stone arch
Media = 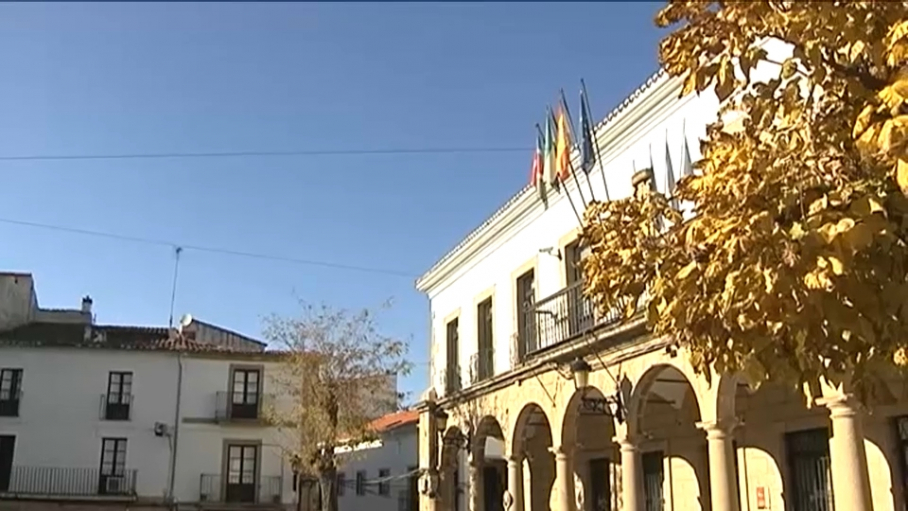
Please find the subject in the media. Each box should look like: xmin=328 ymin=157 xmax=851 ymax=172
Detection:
xmin=439 ymin=425 xmax=466 ymax=511
xmin=628 ymin=361 xmax=710 ymax=510
xmin=560 ymin=386 xmax=617 ymax=450
xmin=510 ymin=402 xmax=556 ymax=511
xmin=628 ymin=359 xmax=708 ymax=434
xmin=561 ymin=387 xmax=618 ymax=511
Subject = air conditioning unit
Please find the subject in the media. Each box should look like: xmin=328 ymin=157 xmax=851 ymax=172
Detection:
xmin=106 ymin=476 xmax=125 ymax=494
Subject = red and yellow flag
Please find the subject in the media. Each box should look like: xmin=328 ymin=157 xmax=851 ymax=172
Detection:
xmin=555 ymin=106 xmax=572 ymax=182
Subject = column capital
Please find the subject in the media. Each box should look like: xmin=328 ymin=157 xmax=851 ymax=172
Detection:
xmin=696 ymin=418 xmax=740 ymax=440
xmin=548 ymin=445 xmax=571 ymax=460
xmin=612 ymin=433 xmax=639 ymax=452
xmin=816 ymin=394 xmax=863 ymax=419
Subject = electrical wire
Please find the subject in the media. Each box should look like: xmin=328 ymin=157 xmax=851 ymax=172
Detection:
xmin=0 ymin=216 xmax=418 ymax=278
xmin=0 ymin=146 xmax=529 ymax=163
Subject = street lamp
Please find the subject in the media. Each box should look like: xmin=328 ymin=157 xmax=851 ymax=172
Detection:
xmin=570 ymin=358 xmax=592 ymax=390
xmin=568 ymin=357 xmax=625 ymax=423
xmin=434 ymin=408 xmax=449 ymax=434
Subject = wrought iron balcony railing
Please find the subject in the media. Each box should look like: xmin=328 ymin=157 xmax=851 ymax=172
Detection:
xmin=100 ymin=394 xmax=133 ymax=421
xmin=440 ymin=365 xmax=461 ymax=395
xmin=214 ymin=392 xmax=272 ymax=422
xmin=199 ymin=473 xmax=283 ymax=504
xmin=469 ymin=346 xmax=494 ymax=384
xmin=0 ymin=388 xmax=22 ymax=417
xmin=0 ymin=466 xmax=137 ymax=497
xmin=518 ymin=281 xmax=629 ymax=358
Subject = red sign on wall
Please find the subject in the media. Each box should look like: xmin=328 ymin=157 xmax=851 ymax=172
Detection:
xmin=756 ymin=486 xmax=767 ymax=509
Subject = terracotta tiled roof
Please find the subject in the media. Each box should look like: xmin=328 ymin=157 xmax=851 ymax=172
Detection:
xmin=368 ymin=409 xmax=419 ymax=434
xmin=0 ymin=321 xmax=267 ymax=354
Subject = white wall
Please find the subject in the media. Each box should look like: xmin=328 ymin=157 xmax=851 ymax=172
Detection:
xmin=337 ymin=425 xmax=418 ymax=511
xmin=0 ymin=347 xmax=178 ymax=498
xmin=424 ymin=76 xmax=719 ymax=397
xmin=173 ymin=355 xmax=294 ymax=504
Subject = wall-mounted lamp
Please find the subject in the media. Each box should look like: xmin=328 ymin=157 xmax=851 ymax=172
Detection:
xmin=538 ymin=247 xmax=562 ymax=260
xmin=568 ymin=357 xmax=625 ymax=423
xmin=434 ymin=407 xmax=449 ymax=433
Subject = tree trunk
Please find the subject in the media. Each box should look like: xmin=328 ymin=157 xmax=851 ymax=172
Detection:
xmin=318 ymin=464 xmax=338 ymax=511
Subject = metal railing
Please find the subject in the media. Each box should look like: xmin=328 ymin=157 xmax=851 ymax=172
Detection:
xmin=440 ymin=365 xmax=461 ymax=395
xmin=0 ymin=467 xmax=137 ymax=497
xmin=0 ymin=388 xmax=21 ymax=417
xmin=214 ymin=392 xmax=271 ymax=421
xmin=469 ymin=346 xmax=494 ymax=384
xmin=518 ymin=281 xmax=629 ymax=358
xmin=199 ymin=474 xmax=283 ymax=504
xmin=100 ymin=394 xmax=133 ymax=421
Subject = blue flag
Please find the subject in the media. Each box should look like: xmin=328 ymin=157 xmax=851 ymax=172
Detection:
xmin=579 ymin=88 xmax=596 ymax=174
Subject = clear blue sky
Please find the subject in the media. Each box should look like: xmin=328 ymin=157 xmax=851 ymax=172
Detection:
xmin=0 ymin=2 xmax=665 ymax=403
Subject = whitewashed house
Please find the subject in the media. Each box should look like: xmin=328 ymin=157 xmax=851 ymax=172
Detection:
xmin=0 ymin=272 xmax=398 ymax=511
xmin=336 ymin=409 xmax=419 ymax=511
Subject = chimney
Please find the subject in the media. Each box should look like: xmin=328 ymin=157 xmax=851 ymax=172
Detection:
xmin=81 ymin=295 xmax=93 ymax=315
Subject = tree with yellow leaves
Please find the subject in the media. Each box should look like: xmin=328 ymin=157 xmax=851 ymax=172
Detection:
xmin=582 ymin=1 xmax=908 ymax=398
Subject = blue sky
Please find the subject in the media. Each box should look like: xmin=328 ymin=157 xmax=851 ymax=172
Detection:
xmin=0 ymin=2 xmax=665 ymax=403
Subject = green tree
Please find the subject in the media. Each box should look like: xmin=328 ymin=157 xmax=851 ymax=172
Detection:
xmin=264 ymin=302 xmax=411 ymax=511
xmin=582 ymin=1 xmax=908 ymax=398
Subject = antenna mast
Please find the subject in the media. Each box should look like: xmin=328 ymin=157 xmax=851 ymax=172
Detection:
xmin=168 ymin=246 xmax=183 ymax=328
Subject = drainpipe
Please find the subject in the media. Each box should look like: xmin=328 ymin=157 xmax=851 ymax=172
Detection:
xmin=167 ymin=352 xmax=185 ymax=508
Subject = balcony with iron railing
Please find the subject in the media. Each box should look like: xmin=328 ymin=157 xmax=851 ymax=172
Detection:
xmin=0 ymin=388 xmax=22 ymax=417
xmin=517 ymin=281 xmax=631 ymax=361
xmin=199 ymin=473 xmax=283 ymax=505
xmin=469 ymin=345 xmax=494 ymax=384
xmin=214 ymin=392 xmax=272 ymax=423
xmin=440 ymin=365 xmax=462 ymax=396
xmin=0 ymin=466 xmax=137 ymax=498
xmin=99 ymin=394 xmax=133 ymax=421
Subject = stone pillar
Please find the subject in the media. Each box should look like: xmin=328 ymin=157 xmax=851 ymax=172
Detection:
xmin=551 ymin=446 xmax=575 ymax=511
xmin=618 ymin=437 xmax=643 ymax=511
xmin=469 ymin=450 xmax=483 ymax=511
xmin=696 ymin=420 xmax=740 ymax=511
xmin=817 ymin=395 xmax=873 ymax=511
xmin=506 ymin=454 xmax=524 ymax=511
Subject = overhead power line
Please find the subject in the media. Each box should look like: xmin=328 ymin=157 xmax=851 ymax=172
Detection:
xmin=0 ymin=216 xmax=418 ymax=278
xmin=0 ymin=146 xmax=529 ymax=163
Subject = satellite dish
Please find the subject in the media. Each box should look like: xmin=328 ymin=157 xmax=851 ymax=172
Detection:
xmin=178 ymin=313 xmax=193 ymax=332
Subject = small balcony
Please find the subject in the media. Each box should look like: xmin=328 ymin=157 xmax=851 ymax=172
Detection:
xmin=440 ymin=365 xmax=461 ymax=395
xmin=0 ymin=466 xmax=137 ymax=498
xmin=518 ymin=281 xmax=627 ymax=358
xmin=470 ymin=346 xmax=494 ymax=384
xmin=199 ymin=473 xmax=282 ymax=505
xmin=100 ymin=394 xmax=133 ymax=421
xmin=215 ymin=392 xmax=270 ymax=422
xmin=0 ymin=389 xmax=21 ymax=417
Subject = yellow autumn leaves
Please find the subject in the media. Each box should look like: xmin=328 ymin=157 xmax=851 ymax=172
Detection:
xmin=581 ymin=1 xmax=908 ymax=397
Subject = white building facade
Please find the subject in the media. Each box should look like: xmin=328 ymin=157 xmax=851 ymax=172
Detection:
xmin=336 ymin=410 xmax=419 ymax=511
xmin=415 ymin=39 xmax=908 ymax=511
xmin=0 ymin=273 xmax=397 ymax=511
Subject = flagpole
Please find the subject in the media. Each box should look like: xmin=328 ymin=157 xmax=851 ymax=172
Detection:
xmin=557 ymin=91 xmax=591 ymax=207
xmin=581 ymin=79 xmax=610 ymax=201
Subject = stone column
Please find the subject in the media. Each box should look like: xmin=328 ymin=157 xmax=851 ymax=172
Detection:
xmin=817 ymin=395 xmax=873 ymax=511
xmin=696 ymin=420 xmax=740 ymax=511
xmin=618 ymin=437 xmax=643 ymax=511
xmin=550 ymin=446 xmax=575 ymax=511
xmin=468 ymin=450 xmax=483 ymax=511
xmin=506 ymin=454 xmax=524 ymax=511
